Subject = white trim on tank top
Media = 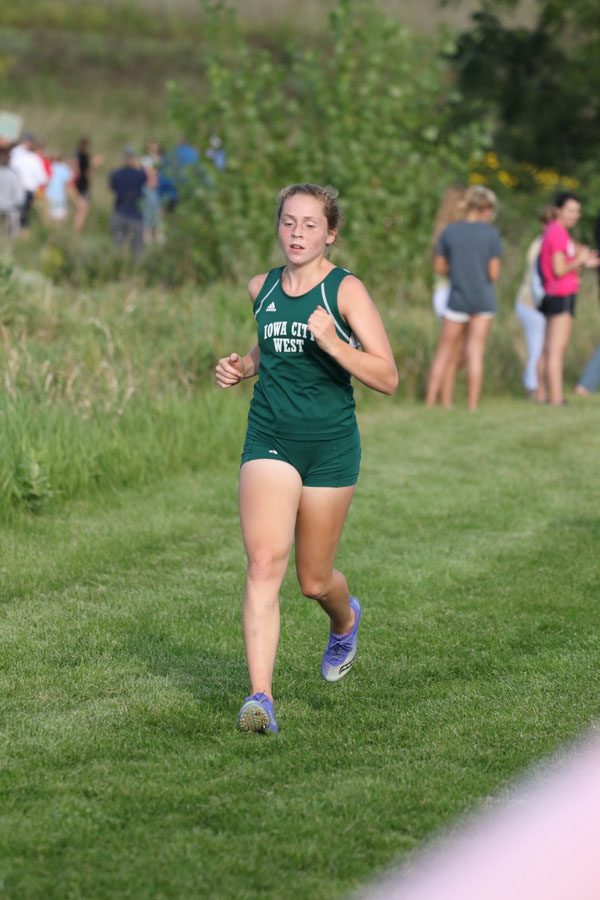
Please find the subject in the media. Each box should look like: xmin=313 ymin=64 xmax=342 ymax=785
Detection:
xmin=320 ymin=281 xmax=359 ymax=347
xmin=254 ymin=278 xmax=280 ymax=319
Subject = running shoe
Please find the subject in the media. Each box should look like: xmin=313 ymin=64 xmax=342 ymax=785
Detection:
xmin=237 ymin=692 xmax=279 ymax=734
xmin=321 ymin=595 xmax=362 ymax=682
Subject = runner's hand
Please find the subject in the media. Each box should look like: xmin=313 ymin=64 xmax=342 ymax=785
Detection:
xmin=308 ymin=306 xmax=338 ymax=354
xmin=215 ymin=353 xmax=245 ymax=388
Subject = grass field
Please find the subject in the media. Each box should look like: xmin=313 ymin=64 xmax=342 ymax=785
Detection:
xmin=2 ymin=398 xmax=599 ymax=899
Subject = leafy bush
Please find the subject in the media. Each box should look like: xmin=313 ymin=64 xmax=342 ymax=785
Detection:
xmin=166 ymin=0 xmax=487 ymax=288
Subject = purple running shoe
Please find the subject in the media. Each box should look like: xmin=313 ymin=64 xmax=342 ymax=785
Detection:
xmin=321 ymin=595 xmax=361 ymax=682
xmin=237 ymin=692 xmax=279 ymax=734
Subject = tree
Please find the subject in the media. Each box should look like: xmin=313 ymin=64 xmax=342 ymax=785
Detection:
xmin=444 ymin=0 xmax=600 ymax=170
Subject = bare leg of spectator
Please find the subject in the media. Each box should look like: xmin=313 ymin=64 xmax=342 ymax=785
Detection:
xmin=440 ymin=331 xmax=466 ymax=408
xmin=75 ymin=194 xmax=89 ymax=233
xmin=426 ymin=319 xmax=465 ymax=408
xmin=544 ymin=313 xmax=572 ymax=405
xmin=465 ymin=315 xmax=493 ymax=411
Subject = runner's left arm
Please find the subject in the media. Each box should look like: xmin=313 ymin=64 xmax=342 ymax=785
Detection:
xmin=307 ymin=275 xmax=398 ymax=395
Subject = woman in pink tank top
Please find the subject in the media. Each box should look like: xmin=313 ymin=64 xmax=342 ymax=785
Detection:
xmin=536 ymin=193 xmax=599 ymax=405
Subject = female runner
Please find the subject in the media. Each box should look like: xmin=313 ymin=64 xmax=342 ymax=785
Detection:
xmin=215 ymin=183 xmax=398 ymax=734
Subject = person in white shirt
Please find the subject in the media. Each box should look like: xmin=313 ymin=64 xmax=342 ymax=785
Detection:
xmin=10 ymin=132 xmax=48 ymax=230
xmin=0 ymin=147 xmax=25 ymax=238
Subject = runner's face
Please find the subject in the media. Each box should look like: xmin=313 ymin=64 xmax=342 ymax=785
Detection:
xmin=557 ymin=199 xmax=581 ymax=230
xmin=278 ymin=195 xmax=336 ymax=265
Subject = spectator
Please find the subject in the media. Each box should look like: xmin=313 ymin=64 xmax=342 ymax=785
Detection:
xmin=514 ymin=207 xmax=554 ymax=399
xmin=537 ymin=192 xmax=599 ymax=405
xmin=34 ymin=136 xmax=52 ymax=182
xmin=109 ymin=147 xmax=147 ymax=257
xmin=426 ymin=186 xmax=502 ymax=411
xmin=574 ymin=211 xmax=600 ymax=397
xmin=596 ymin=212 xmax=600 ymax=293
xmin=575 ymin=347 xmax=600 ymax=396
xmin=139 ymin=141 xmax=162 ymax=244
xmin=33 ymin=136 xmax=52 ymax=221
xmin=172 ymin=136 xmax=199 ymax=168
xmin=431 ymin=185 xmax=467 ymax=318
xmin=0 ymin=147 xmax=25 ymax=239
xmin=160 ymin=136 xmax=211 ymax=210
xmin=45 ymin=151 xmax=75 ymax=223
xmin=9 ymin=132 xmax=48 ymax=232
xmin=72 ymin=137 xmax=104 ymax=233
xmin=430 ymin=184 xmax=467 ymax=407
xmin=205 ymin=133 xmax=227 ymax=171
xmin=157 ymin=151 xmax=178 ymax=214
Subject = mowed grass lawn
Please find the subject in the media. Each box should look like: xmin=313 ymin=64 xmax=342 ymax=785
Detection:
xmin=1 ymin=398 xmax=599 ymax=899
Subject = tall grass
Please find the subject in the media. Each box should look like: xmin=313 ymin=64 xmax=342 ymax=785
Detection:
xmin=0 ymin=259 xmax=254 ymax=515
xmin=0 ymin=390 xmax=248 ymax=513
xmin=1 ymin=247 xmax=599 ymax=516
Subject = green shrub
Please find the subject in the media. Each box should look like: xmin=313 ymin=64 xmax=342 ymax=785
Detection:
xmin=166 ymin=0 xmax=487 ymax=288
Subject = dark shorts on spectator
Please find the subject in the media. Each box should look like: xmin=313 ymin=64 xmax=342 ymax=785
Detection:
xmin=540 ymin=294 xmax=577 ymax=318
xmin=19 ymin=191 xmax=34 ymax=228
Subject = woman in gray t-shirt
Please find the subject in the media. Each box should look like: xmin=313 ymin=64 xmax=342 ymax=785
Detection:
xmin=426 ymin=186 xmax=502 ymax=411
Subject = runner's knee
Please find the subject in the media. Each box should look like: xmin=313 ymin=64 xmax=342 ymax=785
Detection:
xmin=247 ymin=551 xmax=288 ymax=584
xmin=297 ymin=571 xmax=331 ymax=600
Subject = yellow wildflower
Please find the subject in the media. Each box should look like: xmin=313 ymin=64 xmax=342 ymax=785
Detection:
xmin=498 ymin=170 xmax=518 ymax=188
xmin=468 ymin=172 xmax=488 ymax=185
xmin=534 ymin=169 xmax=559 ymax=187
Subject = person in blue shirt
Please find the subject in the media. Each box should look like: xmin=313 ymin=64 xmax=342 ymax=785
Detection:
xmin=109 ymin=147 xmax=147 ymax=257
xmin=426 ymin=186 xmax=502 ymax=411
xmin=160 ymin=137 xmax=212 ymax=211
xmin=172 ymin=138 xmax=199 ymax=168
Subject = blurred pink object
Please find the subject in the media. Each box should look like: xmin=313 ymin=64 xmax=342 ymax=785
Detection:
xmin=361 ymin=731 xmax=600 ymax=900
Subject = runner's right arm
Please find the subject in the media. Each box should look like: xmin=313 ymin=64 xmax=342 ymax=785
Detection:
xmin=215 ymin=345 xmax=260 ymax=388
xmin=215 ymin=273 xmax=267 ymax=388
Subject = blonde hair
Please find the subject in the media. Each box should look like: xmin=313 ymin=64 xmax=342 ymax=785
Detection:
xmin=464 ymin=185 xmax=498 ymax=215
xmin=275 ymin=183 xmax=342 ymax=232
xmin=431 ymin=183 xmax=467 ymax=248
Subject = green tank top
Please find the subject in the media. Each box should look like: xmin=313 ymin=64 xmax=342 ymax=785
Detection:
xmin=248 ymin=266 xmax=358 ymax=438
